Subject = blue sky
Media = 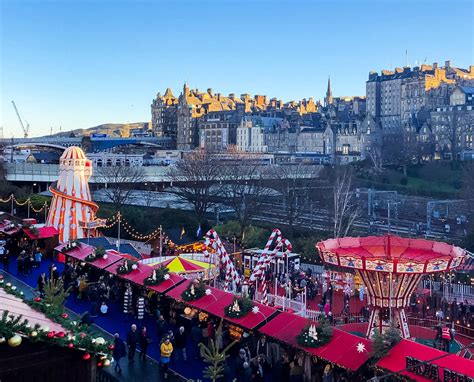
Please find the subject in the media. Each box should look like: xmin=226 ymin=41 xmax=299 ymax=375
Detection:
xmin=1 ymin=0 xmax=473 ymax=137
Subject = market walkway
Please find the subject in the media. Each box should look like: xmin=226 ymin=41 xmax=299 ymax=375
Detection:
xmin=0 ymin=266 xmax=186 ymax=382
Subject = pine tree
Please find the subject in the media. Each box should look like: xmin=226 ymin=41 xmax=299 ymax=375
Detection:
xmin=43 ymin=277 xmax=71 ymax=315
xmin=199 ymin=320 xmax=236 ymax=382
xmin=371 ymin=321 xmax=401 ymax=362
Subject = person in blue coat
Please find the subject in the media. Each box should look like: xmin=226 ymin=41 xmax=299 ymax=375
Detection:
xmin=113 ymin=333 xmax=127 ymax=374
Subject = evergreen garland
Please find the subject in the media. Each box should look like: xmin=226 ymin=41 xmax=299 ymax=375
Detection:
xmin=224 ymin=297 xmax=254 ymax=319
xmin=85 ymin=246 xmax=106 ymax=262
xmin=296 ymin=317 xmax=332 ymax=348
xmin=63 ymin=240 xmax=81 ymax=252
xmin=116 ymin=259 xmax=138 ymax=274
xmin=143 ymin=265 xmax=169 ymax=286
xmin=0 ymin=280 xmax=113 ymax=362
xmin=181 ymin=280 xmax=206 ymax=302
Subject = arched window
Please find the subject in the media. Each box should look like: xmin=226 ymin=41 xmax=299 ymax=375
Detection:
xmin=125 ymin=159 xmax=131 ymax=167
xmin=106 ymin=159 xmax=112 ymax=167
xmin=97 ymin=159 xmax=103 ymax=167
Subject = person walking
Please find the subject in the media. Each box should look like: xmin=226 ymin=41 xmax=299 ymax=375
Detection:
xmin=160 ymin=336 xmax=174 ymax=380
xmin=138 ymin=326 xmax=151 ymax=361
xmin=175 ymin=326 xmax=187 ymax=362
xmin=441 ymin=323 xmax=453 ymax=352
xmin=126 ymin=324 xmax=139 ymax=364
xmin=112 ymin=333 xmax=126 ymax=374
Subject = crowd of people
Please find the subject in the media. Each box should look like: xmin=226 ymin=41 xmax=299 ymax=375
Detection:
xmin=1 ymin=235 xmax=473 ymax=381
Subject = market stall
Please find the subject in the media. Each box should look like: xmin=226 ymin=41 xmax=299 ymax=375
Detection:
xmin=376 ymin=339 xmax=474 ymax=381
xmin=260 ymin=311 xmax=372 ymax=371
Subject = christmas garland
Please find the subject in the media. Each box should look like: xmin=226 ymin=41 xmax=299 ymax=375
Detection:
xmin=296 ymin=318 xmax=332 ymax=348
xmin=181 ymin=280 xmax=206 ymax=302
xmin=0 ymin=278 xmax=113 ymax=366
xmin=116 ymin=259 xmax=138 ymax=274
xmin=224 ymin=297 xmax=254 ymax=319
xmin=143 ymin=265 xmax=169 ymax=286
xmin=85 ymin=246 xmax=106 ymax=262
xmin=63 ymin=240 xmax=81 ymax=252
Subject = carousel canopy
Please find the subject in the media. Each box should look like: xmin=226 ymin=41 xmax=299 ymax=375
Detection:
xmin=317 ymin=235 xmax=466 ymax=274
xmin=260 ymin=312 xmax=372 ymax=371
xmin=376 ymin=339 xmax=474 ymax=381
xmin=149 ymin=256 xmax=212 ymax=274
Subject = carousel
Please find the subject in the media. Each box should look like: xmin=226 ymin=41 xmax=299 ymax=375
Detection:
xmin=140 ymin=254 xmax=217 ymax=279
xmin=316 ymin=235 xmax=466 ymax=339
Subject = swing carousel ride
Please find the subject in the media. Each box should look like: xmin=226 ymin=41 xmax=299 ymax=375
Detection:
xmin=316 ymin=235 xmax=467 ymax=339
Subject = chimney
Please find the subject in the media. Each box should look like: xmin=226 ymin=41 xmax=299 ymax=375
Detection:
xmin=445 ymin=60 xmax=451 ymax=68
xmin=207 ymin=88 xmax=213 ymax=96
xmin=433 ymin=62 xmax=438 ymax=69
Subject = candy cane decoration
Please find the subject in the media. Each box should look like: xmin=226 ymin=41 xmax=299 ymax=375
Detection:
xmin=203 ymin=229 xmax=241 ymax=291
xmin=249 ymin=229 xmax=292 ymax=304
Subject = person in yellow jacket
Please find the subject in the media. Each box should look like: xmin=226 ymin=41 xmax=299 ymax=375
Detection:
xmin=160 ymin=336 xmax=173 ymax=379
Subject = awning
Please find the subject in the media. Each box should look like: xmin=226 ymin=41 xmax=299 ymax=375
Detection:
xmin=108 ymin=260 xmax=152 ymax=285
xmin=164 ymin=280 xmax=226 ymax=311
xmin=376 ymin=339 xmax=474 ymax=381
xmin=55 ymin=243 xmax=95 ymax=260
xmin=86 ymin=251 xmax=123 ymax=270
xmin=0 ymin=288 xmax=65 ymax=333
xmin=260 ymin=312 xmax=372 ymax=371
xmin=23 ymin=226 xmax=58 ymax=240
xmin=166 ymin=279 xmax=191 ymax=300
xmin=147 ymin=272 xmax=185 ymax=294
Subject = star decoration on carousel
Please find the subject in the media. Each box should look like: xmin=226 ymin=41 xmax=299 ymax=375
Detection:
xmin=356 ymin=342 xmax=366 ymax=353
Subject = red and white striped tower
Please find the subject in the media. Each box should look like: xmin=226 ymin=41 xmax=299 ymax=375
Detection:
xmin=47 ymin=146 xmax=99 ymax=243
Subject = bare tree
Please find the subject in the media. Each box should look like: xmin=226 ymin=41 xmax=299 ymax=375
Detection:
xmin=96 ymin=165 xmax=146 ymax=211
xmin=219 ymin=150 xmax=273 ymax=235
xmin=167 ymin=150 xmax=223 ymax=223
xmin=332 ymin=167 xmax=361 ymax=238
xmin=267 ymin=164 xmax=320 ymax=237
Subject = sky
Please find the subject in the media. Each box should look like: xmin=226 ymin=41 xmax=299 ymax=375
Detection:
xmin=0 ymin=0 xmax=473 ymax=138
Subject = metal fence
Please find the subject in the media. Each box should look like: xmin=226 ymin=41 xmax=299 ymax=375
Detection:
xmin=421 ymin=280 xmax=474 ymax=303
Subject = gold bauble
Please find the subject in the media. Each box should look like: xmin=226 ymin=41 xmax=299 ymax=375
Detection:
xmin=8 ymin=334 xmax=22 ymax=347
xmin=94 ymin=337 xmax=105 ymax=345
xmin=102 ymin=359 xmax=111 ymax=367
xmin=30 ymin=331 xmax=38 ymax=338
xmin=0 ymin=337 xmax=6 ymax=344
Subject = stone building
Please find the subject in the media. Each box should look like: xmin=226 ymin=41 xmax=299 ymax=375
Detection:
xmin=199 ymin=110 xmax=242 ymax=151
xmin=237 ymin=116 xmax=290 ymax=153
xmin=367 ymin=62 xmax=474 ymax=138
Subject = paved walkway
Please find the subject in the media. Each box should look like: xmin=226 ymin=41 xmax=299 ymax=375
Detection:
xmin=0 ymin=268 xmax=184 ymax=382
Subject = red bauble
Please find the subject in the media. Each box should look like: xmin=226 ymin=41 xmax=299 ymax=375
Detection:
xmin=79 ymin=332 xmax=87 ymax=339
xmin=47 ymin=331 xmax=55 ymax=338
xmin=97 ymin=362 xmax=103 ymax=368
xmin=107 ymin=344 xmax=115 ymax=351
xmin=56 ymin=332 xmax=65 ymax=338
xmin=82 ymin=353 xmax=91 ymax=361
xmin=61 ymin=313 xmax=69 ymax=319
xmin=33 ymin=297 xmax=41 ymax=302
xmin=68 ymin=343 xmax=74 ymax=348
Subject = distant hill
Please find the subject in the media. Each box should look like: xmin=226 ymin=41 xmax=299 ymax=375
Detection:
xmin=49 ymin=122 xmax=151 ymax=138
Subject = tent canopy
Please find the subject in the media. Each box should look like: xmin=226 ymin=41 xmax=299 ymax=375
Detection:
xmin=24 ymin=226 xmax=59 ymax=240
xmin=260 ymin=312 xmax=372 ymax=371
xmin=376 ymin=339 xmax=474 ymax=381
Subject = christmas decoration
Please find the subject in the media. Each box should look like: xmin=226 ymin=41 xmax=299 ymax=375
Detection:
xmin=371 ymin=322 xmax=401 ymax=362
xmin=116 ymin=259 xmax=138 ymax=275
xmin=42 ymin=277 xmax=71 ymax=316
xmin=8 ymin=334 xmax=22 ymax=347
xmin=356 ymin=342 xmax=366 ymax=354
xmin=82 ymin=353 xmax=91 ymax=361
xmin=143 ymin=265 xmax=169 ymax=286
xmin=296 ymin=318 xmax=332 ymax=348
xmin=181 ymin=279 xmax=206 ymax=302
xmin=224 ymin=297 xmax=254 ymax=319
xmin=85 ymin=246 xmax=106 ymax=262
xmin=62 ymin=240 xmax=81 ymax=252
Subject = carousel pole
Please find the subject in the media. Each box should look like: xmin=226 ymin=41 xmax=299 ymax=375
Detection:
xmin=159 ymin=224 xmax=163 ymax=263
xmin=10 ymin=194 xmax=14 ymax=215
xmin=27 ymin=198 xmax=30 ymax=219
xmin=44 ymin=203 xmax=48 ymax=223
xmin=116 ymin=212 xmax=121 ymax=251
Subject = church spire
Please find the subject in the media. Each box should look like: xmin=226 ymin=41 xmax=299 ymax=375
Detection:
xmin=325 ymin=76 xmax=333 ymax=107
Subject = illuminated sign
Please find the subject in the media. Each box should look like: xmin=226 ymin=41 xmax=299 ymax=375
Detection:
xmin=405 ymin=356 xmax=473 ymax=382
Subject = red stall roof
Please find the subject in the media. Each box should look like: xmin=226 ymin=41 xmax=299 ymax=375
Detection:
xmin=376 ymin=339 xmax=474 ymax=381
xmin=87 ymin=251 xmax=123 ymax=270
xmin=166 ymin=279 xmax=191 ymax=301
xmin=24 ymin=226 xmax=58 ymax=240
xmin=147 ymin=272 xmax=185 ymax=294
xmin=55 ymin=242 xmax=95 ymax=260
xmin=260 ymin=312 xmax=372 ymax=371
xmin=107 ymin=259 xmax=149 ymax=285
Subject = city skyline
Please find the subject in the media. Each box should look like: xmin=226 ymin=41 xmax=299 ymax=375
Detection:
xmin=1 ymin=0 xmax=473 ymax=137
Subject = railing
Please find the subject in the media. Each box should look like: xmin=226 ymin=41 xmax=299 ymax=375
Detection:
xmin=421 ymin=280 xmax=474 ymax=303
xmin=407 ymin=316 xmax=474 ymax=338
xmin=254 ymin=290 xmax=307 ymax=314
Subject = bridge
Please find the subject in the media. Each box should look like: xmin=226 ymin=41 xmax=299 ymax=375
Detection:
xmin=0 ymin=136 xmax=173 ymax=152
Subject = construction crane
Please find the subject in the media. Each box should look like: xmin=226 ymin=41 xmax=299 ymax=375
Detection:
xmin=11 ymin=101 xmax=30 ymax=138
